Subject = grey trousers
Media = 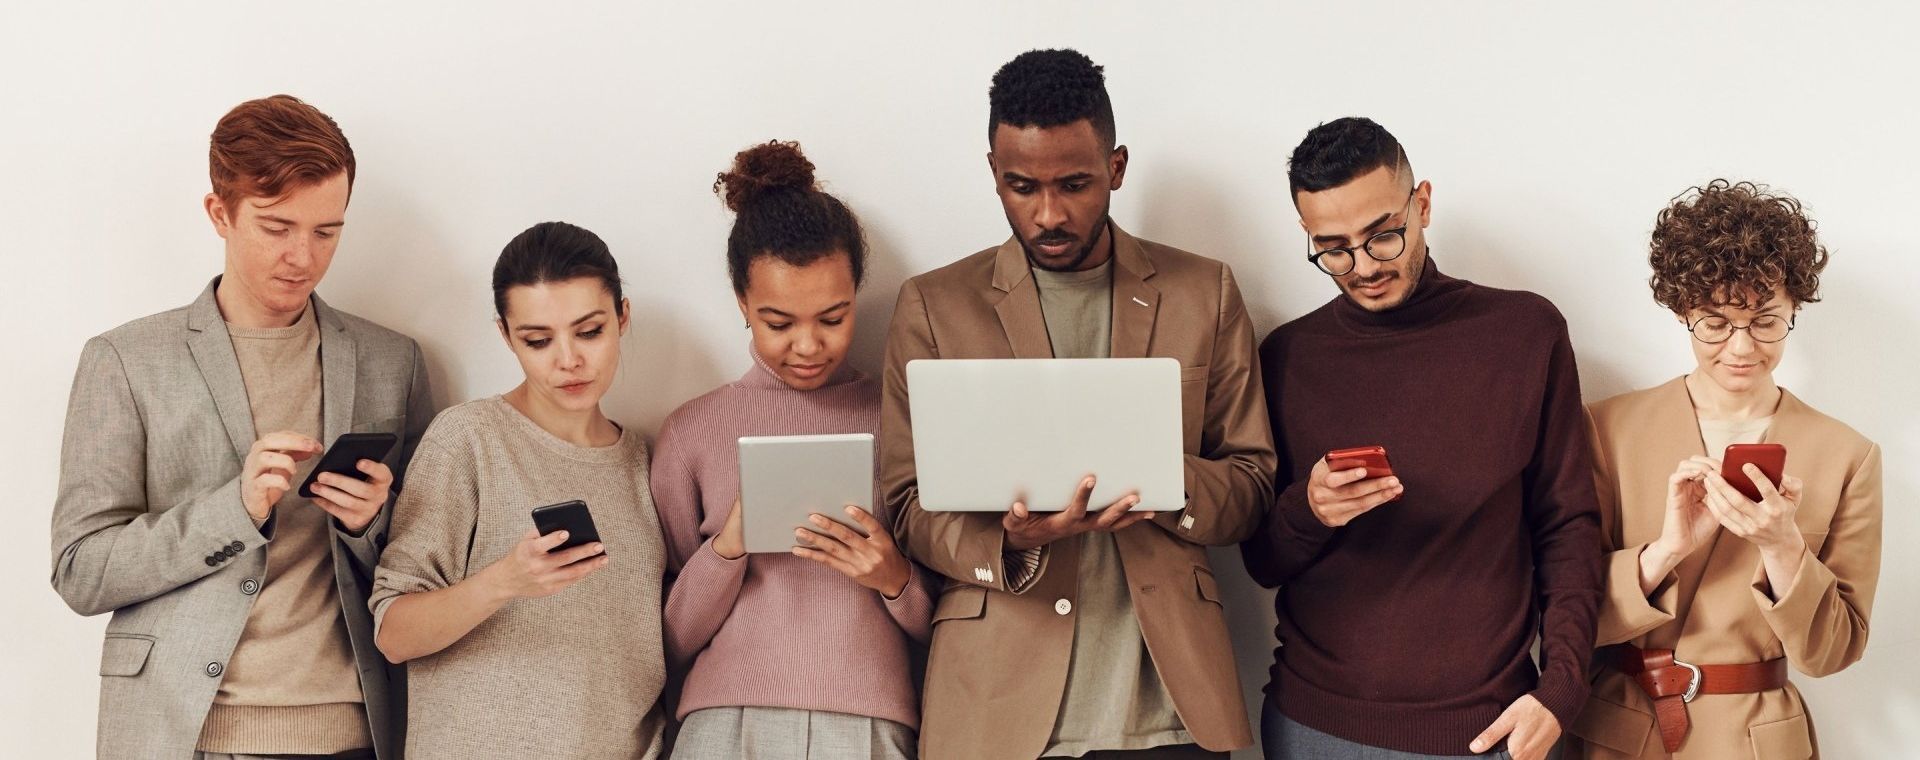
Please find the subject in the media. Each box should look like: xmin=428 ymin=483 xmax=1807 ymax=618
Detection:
xmin=1262 ymin=698 xmax=1557 ymax=760
xmin=194 ymin=752 xmax=373 ymax=760
xmin=671 ymin=706 xmax=916 ymax=760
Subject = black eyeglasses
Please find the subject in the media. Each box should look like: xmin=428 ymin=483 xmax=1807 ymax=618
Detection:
xmin=1688 ymin=313 xmax=1795 ymax=344
xmin=1307 ymin=189 xmax=1417 ymax=276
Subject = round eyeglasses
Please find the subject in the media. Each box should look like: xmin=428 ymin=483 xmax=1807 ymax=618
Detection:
xmin=1688 ymin=313 xmax=1794 ymax=344
xmin=1307 ymin=190 xmax=1416 ymax=277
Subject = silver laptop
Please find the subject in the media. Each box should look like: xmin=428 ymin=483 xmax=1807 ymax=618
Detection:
xmin=906 ymin=358 xmax=1185 ymax=512
xmin=737 ymin=433 xmax=875 ymax=554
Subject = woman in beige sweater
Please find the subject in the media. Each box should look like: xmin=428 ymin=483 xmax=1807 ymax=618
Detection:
xmin=1566 ymin=182 xmax=1881 ymax=759
xmin=369 ymin=222 xmax=668 ymax=759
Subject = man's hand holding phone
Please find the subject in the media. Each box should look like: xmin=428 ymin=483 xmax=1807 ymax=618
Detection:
xmin=1308 ymin=448 xmax=1404 ymax=528
xmin=308 ymin=459 xmax=394 ymax=535
xmin=241 ymin=432 xmax=323 ymax=522
xmin=1002 ymin=475 xmax=1149 ymax=552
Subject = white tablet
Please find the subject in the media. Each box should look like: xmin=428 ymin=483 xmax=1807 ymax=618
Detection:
xmin=737 ymin=433 xmax=875 ymax=554
xmin=906 ymin=358 xmax=1185 ymax=512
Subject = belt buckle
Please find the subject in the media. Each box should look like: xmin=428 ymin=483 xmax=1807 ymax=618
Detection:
xmin=1673 ymin=657 xmax=1703 ymax=703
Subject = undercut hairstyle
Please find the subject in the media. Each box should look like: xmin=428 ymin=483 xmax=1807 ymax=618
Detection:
xmin=1648 ymin=180 xmax=1828 ymax=314
xmin=492 ymin=221 xmax=626 ymax=320
xmin=713 ymin=140 xmax=867 ymax=296
xmin=987 ymin=48 xmax=1116 ymax=148
xmin=208 ymin=94 xmax=356 ymax=211
xmin=1286 ymin=117 xmax=1412 ymax=200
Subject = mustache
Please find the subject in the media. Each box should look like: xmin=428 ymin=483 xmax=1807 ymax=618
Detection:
xmin=1030 ymin=228 xmax=1077 ymax=246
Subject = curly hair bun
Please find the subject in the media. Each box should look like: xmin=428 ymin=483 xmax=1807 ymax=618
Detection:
xmin=714 ymin=140 xmax=817 ymax=212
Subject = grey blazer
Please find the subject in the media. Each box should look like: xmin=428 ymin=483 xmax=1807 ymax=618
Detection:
xmin=50 ymin=278 xmax=433 ymax=759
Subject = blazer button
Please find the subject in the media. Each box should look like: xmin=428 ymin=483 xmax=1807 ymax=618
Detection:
xmin=205 ymin=661 xmax=224 ymax=678
xmin=205 ymin=556 xmax=218 ymax=567
xmin=241 ymin=578 xmax=260 ymax=595
xmin=229 ymin=540 xmax=245 ymax=553
xmin=1055 ymin=598 xmax=1073 ymax=615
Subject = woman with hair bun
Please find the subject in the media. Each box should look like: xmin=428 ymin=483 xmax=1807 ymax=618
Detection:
xmin=653 ymin=140 xmax=930 ymax=759
xmin=1566 ymin=181 xmax=1882 ymax=759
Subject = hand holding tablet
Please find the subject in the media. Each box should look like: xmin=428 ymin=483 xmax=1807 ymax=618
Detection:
xmin=736 ymin=433 xmax=875 ymax=554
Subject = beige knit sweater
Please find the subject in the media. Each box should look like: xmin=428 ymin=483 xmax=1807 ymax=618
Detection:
xmin=202 ymin=306 xmax=370 ymax=753
xmin=370 ymin=396 xmax=666 ymax=759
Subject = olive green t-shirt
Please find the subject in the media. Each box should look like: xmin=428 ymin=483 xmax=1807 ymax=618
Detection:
xmin=1032 ymin=259 xmax=1194 ymax=756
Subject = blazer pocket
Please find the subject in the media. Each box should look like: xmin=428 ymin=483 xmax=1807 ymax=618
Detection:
xmin=1568 ymin=693 xmax=1652 ymax=755
xmin=1193 ymin=566 xmax=1221 ymax=606
xmin=1748 ymin=713 xmax=1813 ymax=760
xmin=932 ymin=585 xmax=987 ymax=624
xmin=99 ymin=634 xmax=155 ymax=677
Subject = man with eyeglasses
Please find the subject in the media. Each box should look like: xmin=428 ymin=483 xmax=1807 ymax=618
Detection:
xmin=1239 ymin=117 xmax=1603 ymax=760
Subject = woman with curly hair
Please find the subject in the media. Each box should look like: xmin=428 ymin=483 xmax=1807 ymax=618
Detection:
xmin=1564 ymin=181 xmax=1882 ymax=759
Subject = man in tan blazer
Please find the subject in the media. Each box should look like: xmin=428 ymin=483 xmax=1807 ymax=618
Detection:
xmin=882 ymin=49 xmax=1275 ymax=760
xmin=50 ymin=95 xmax=431 ymax=759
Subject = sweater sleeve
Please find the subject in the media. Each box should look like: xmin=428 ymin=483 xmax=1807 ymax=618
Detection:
xmin=882 ymin=564 xmax=936 ymax=644
xmin=369 ymin=431 xmax=477 ymax=635
xmin=653 ymin=415 xmax=749 ymax=670
xmin=1519 ymin=322 xmax=1605 ymax=730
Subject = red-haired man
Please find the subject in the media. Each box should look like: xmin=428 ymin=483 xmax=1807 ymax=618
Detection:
xmin=51 ymin=95 xmax=432 ymax=760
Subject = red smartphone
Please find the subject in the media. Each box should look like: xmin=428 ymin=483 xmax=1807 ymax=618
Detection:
xmin=1722 ymin=443 xmax=1786 ymax=502
xmin=1325 ymin=445 xmax=1393 ymax=480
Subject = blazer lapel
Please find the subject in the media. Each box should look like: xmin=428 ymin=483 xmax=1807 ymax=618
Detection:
xmin=184 ymin=279 xmax=257 ymax=464
xmin=314 ymin=295 xmax=357 ymax=445
xmin=1107 ymin=224 xmax=1159 ymax=360
xmin=989 ymin=237 xmax=1056 ymax=359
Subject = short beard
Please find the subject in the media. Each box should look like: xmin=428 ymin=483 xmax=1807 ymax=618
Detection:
xmin=1016 ymin=208 xmax=1112 ymax=273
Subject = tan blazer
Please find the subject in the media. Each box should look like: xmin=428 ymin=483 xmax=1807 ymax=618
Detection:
xmin=1566 ymin=377 xmax=1881 ymax=760
xmin=881 ymin=226 xmax=1276 ymax=760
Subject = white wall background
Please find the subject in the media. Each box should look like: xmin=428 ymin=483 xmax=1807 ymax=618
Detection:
xmin=3 ymin=2 xmax=1914 ymax=756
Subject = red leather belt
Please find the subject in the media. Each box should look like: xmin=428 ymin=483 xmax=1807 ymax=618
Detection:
xmin=1603 ymin=644 xmax=1789 ymax=752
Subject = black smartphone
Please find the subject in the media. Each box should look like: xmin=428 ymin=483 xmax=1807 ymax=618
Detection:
xmin=531 ymin=500 xmax=601 ymax=553
xmin=297 ymin=432 xmax=398 ymax=498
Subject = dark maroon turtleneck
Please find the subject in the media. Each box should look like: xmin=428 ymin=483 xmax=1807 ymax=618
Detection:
xmin=1241 ymin=259 xmax=1603 ymax=754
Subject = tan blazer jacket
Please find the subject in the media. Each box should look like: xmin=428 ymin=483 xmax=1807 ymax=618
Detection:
xmin=1567 ymin=377 xmax=1881 ymax=760
xmin=881 ymin=226 xmax=1276 ymax=760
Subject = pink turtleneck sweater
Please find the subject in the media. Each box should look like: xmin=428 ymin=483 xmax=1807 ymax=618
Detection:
xmin=653 ymin=351 xmax=933 ymax=728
